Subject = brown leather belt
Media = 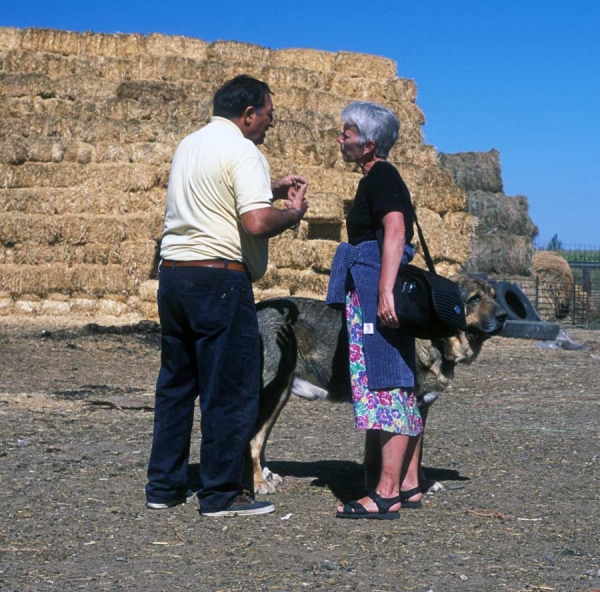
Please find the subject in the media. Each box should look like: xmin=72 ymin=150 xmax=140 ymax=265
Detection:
xmin=161 ymin=259 xmax=249 ymax=274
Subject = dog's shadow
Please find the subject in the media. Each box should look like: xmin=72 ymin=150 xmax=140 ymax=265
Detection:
xmin=267 ymin=460 xmax=470 ymax=503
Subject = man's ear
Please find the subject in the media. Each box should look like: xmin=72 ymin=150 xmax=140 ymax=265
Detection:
xmin=242 ymin=105 xmax=256 ymax=124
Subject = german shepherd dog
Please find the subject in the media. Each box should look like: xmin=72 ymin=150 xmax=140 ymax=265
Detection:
xmin=251 ymin=275 xmax=507 ymax=495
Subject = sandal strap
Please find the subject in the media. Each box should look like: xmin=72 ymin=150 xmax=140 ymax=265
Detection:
xmin=400 ymin=487 xmax=421 ymax=502
xmin=368 ymin=491 xmax=402 ymax=513
xmin=342 ymin=500 xmax=368 ymax=515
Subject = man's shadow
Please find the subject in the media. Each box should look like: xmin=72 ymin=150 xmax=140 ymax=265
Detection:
xmin=188 ymin=461 xmax=469 ymax=503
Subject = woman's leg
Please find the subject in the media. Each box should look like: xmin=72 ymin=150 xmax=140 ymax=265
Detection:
xmin=400 ymin=433 xmax=423 ymax=503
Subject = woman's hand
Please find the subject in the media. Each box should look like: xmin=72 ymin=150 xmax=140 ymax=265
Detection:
xmin=378 ymin=289 xmax=399 ymax=329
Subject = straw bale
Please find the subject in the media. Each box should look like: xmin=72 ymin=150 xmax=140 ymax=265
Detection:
xmin=301 ymin=193 xmax=344 ymax=221
xmin=334 ymin=52 xmax=397 ymax=79
xmin=14 ymin=299 xmax=43 ymax=315
xmin=438 ymin=150 xmax=503 ymax=193
xmin=0 ymin=72 xmax=56 ymax=98
xmin=265 ymin=67 xmax=326 ymax=91
xmin=19 ymin=29 xmax=148 ymax=58
xmin=268 ymin=162 xmax=361 ymax=198
xmin=138 ymin=280 xmax=158 ymax=302
xmin=0 ymin=297 xmax=14 ymax=315
xmin=467 ymin=191 xmax=538 ymax=238
xmin=254 ymin=265 xmax=283 ymax=291
xmin=117 ymin=81 xmax=182 ymax=102
xmin=144 ymin=33 xmax=209 ymax=59
xmin=207 ymin=40 xmax=271 ymax=64
xmin=132 ymin=299 xmax=158 ymax=319
xmin=0 ymin=27 xmax=20 ymax=50
xmin=389 ymin=144 xmax=437 ymax=168
xmin=276 ymin=268 xmax=330 ymax=297
xmin=398 ymin=164 xmax=467 ymax=214
xmin=40 ymin=299 xmax=71 ymax=315
xmin=70 ymin=297 xmax=99 ymax=314
xmin=269 ymin=238 xmax=339 ymax=272
xmin=254 ymin=287 xmax=291 ymax=301
xmin=270 ymin=48 xmax=336 ymax=73
xmin=464 ymin=234 xmax=534 ymax=275
xmin=305 ymin=221 xmax=343 ymax=242
xmin=97 ymin=298 xmax=129 ymax=316
xmin=0 ymin=215 xmax=62 ymax=245
xmin=0 ymin=187 xmax=166 ymax=215
xmin=1 ymin=163 xmax=167 ymax=192
xmin=0 ymin=140 xmax=28 ymax=164
xmin=326 ymin=76 xmax=421 ymax=112
xmin=0 ymin=214 xmax=163 ymax=246
xmin=0 ymin=264 xmax=135 ymax=298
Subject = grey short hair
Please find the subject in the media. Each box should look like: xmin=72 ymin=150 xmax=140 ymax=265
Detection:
xmin=340 ymin=101 xmax=400 ymax=158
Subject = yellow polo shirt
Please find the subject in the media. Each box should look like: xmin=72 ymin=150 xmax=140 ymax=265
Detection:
xmin=160 ymin=117 xmax=273 ymax=280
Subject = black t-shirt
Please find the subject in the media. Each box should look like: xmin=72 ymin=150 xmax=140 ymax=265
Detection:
xmin=346 ymin=161 xmax=414 ymax=246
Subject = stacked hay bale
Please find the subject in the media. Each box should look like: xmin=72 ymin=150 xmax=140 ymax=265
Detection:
xmin=439 ymin=149 xmax=538 ymax=276
xmin=0 ymin=27 xmax=473 ymax=319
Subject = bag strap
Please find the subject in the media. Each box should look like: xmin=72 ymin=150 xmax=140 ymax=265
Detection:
xmin=376 ymin=205 xmax=437 ymax=274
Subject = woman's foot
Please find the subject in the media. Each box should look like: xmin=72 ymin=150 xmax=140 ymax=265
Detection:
xmin=400 ymin=486 xmax=422 ymax=509
xmin=336 ymin=491 xmax=401 ymax=520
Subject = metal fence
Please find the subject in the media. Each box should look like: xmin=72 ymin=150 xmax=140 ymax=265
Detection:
xmin=512 ymin=245 xmax=600 ymax=327
xmin=503 ymin=273 xmax=600 ymax=327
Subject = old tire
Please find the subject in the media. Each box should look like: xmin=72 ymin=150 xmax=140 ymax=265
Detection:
xmin=494 ymin=281 xmax=541 ymax=321
xmin=499 ymin=320 xmax=560 ymax=340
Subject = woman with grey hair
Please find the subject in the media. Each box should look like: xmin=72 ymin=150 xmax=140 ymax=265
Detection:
xmin=326 ymin=101 xmax=423 ymax=519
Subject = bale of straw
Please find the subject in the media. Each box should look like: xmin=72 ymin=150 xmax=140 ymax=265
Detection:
xmin=334 ymin=52 xmax=397 ymax=79
xmin=1 ymin=163 xmax=167 ymax=192
xmin=275 ymin=268 xmax=330 ymax=297
xmin=269 ymin=238 xmax=339 ymax=272
xmin=0 ymin=187 xmax=166 ymax=215
xmin=144 ymin=33 xmax=209 ymax=60
xmin=302 ymin=193 xmax=344 ymax=222
xmin=0 ymin=72 xmax=56 ymax=98
xmin=207 ymin=40 xmax=271 ymax=64
xmin=438 ymin=150 xmax=503 ymax=193
xmin=390 ymin=144 xmax=438 ymax=168
xmin=138 ymin=280 xmax=158 ymax=302
xmin=270 ymin=48 xmax=336 ymax=73
xmin=265 ymin=67 xmax=326 ymax=92
xmin=467 ymin=191 xmax=538 ymax=238
xmin=254 ymin=287 xmax=291 ymax=301
xmin=0 ymin=263 xmax=136 ymax=297
xmin=0 ymin=27 xmax=20 ymax=50
xmin=117 ymin=81 xmax=182 ymax=102
xmin=132 ymin=299 xmax=158 ymax=319
xmin=0 ymin=139 xmax=28 ymax=164
xmin=463 ymin=234 xmax=534 ymax=275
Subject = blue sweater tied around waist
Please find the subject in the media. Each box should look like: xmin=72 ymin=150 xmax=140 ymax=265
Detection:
xmin=326 ymin=240 xmax=416 ymax=390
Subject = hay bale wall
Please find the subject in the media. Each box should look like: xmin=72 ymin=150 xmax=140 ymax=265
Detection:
xmin=0 ymin=27 xmax=473 ymax=318
xmin=440 ymin=149 xmax=538 ymax=276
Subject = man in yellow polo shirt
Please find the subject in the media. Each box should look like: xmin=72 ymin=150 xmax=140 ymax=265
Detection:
xmin=145 ymin=75 xmax=308 ymax=517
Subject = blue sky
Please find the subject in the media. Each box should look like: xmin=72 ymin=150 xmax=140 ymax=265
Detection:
xmin=4 ymin=0 xmax=599 ymax=247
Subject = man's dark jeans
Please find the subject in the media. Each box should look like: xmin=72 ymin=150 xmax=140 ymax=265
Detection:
xmin=145 ymin=264 xmax=260 ymax=512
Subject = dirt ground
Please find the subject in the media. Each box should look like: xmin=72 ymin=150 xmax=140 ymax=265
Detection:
xmin=1 ymin=315 xmax=599 ymax=592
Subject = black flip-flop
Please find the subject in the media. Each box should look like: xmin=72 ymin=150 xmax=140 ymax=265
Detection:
xmin=400 ymin=486 xmax=422 ymax=509
xmin=336 ymin=491 xmax=401 ymax=520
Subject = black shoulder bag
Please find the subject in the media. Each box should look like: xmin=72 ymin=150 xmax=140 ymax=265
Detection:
xmin=377 ymin=208 xmax=467 ymax=339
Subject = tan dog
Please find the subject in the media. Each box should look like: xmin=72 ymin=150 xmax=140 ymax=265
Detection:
xmin=253 ymin=275 xmax=507 ymax=494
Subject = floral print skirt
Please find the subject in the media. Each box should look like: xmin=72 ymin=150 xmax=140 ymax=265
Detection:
xmin=346 ymin=290 xmax=423 ymax=436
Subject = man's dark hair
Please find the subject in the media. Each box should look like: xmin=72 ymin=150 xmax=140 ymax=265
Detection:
xmin=213 ymin=75 xmax=273 ymax=119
